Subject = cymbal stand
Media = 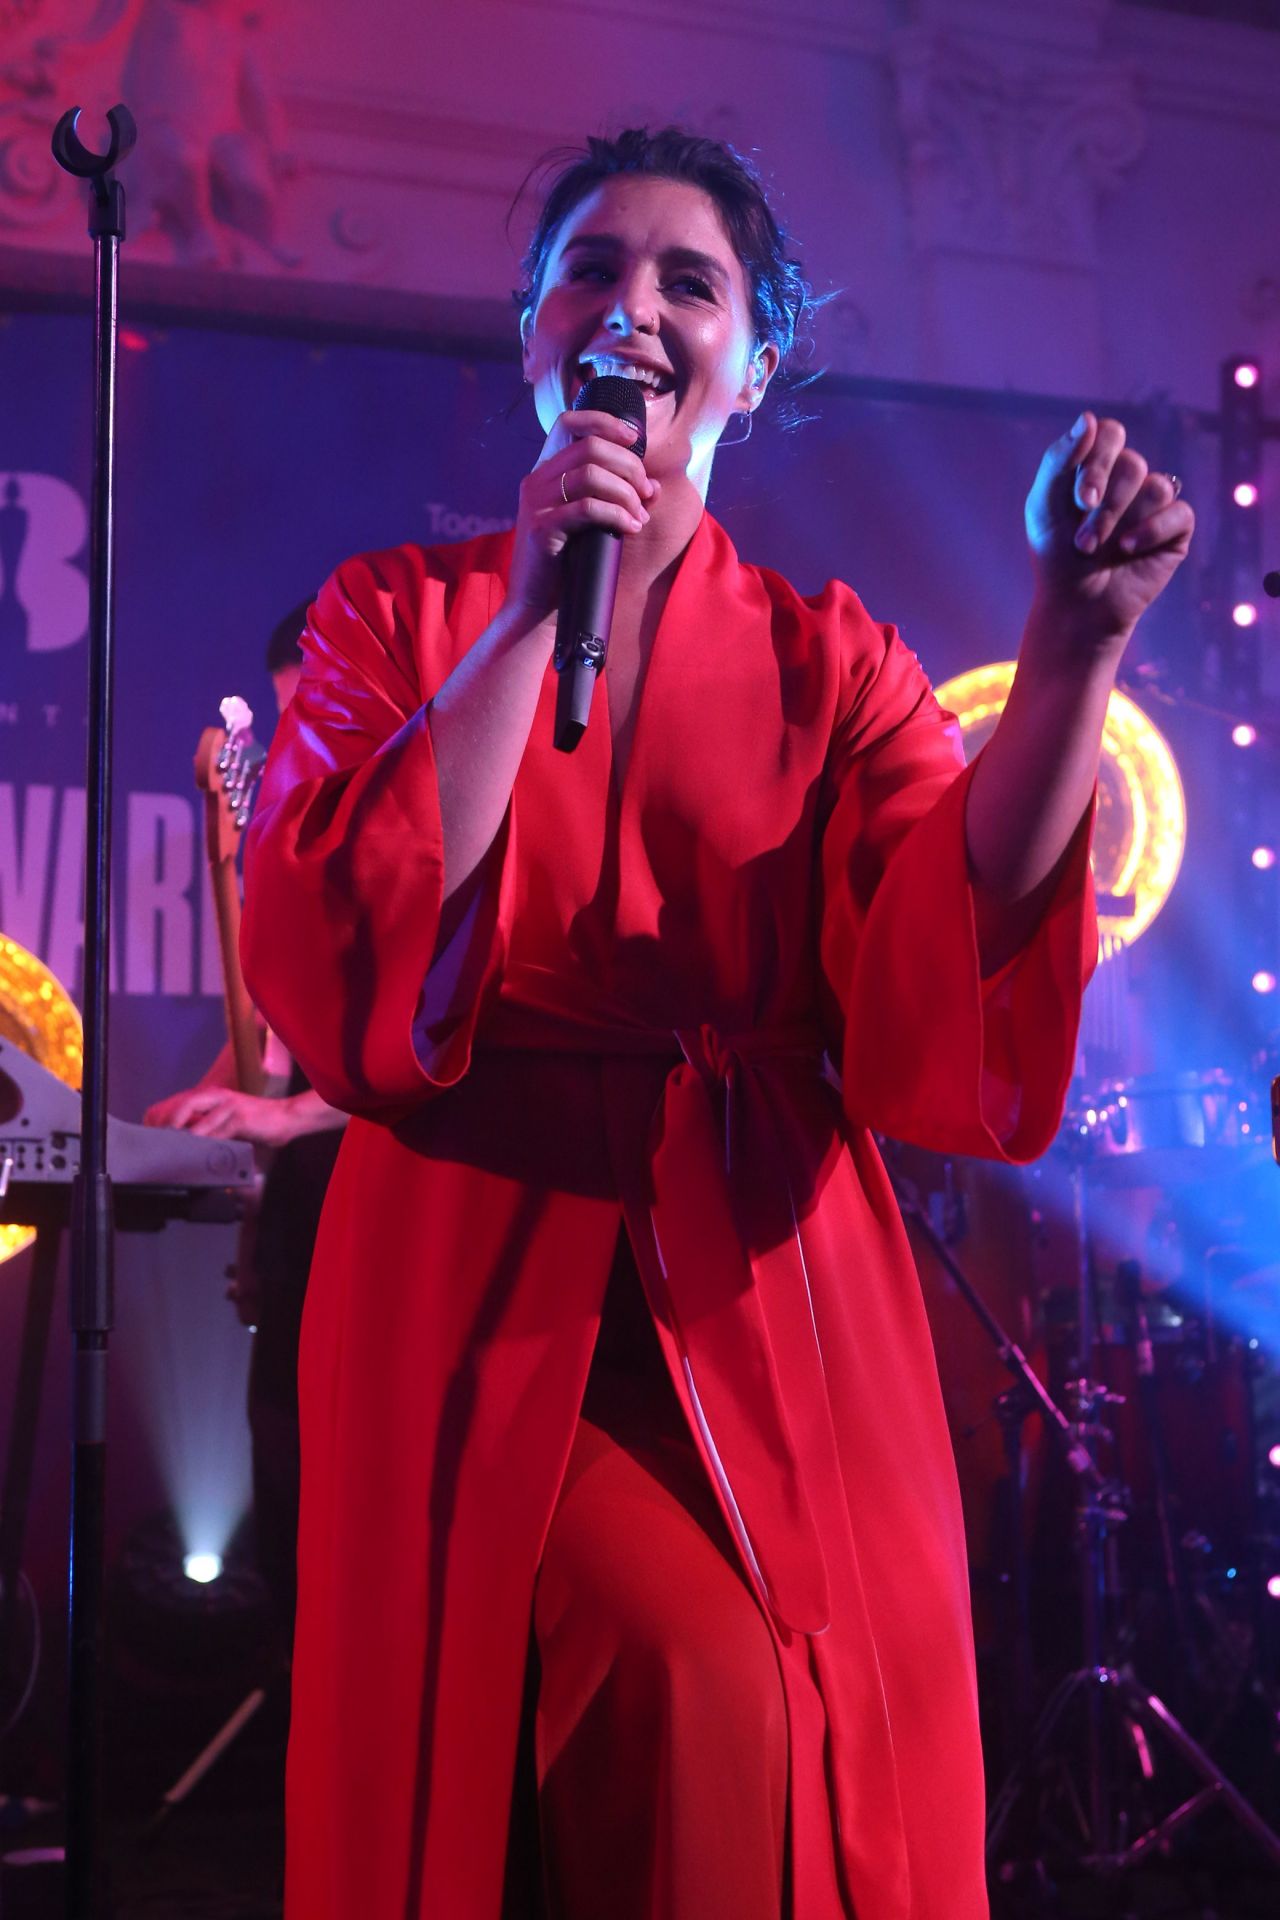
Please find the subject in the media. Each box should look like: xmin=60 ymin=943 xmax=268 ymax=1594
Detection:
xmin=993 ymin=1376 xmax=1039 ymax=1748
xmin=991 ymin=1157 xmax=1280 ymax=1897
xmin=883 ymin=1144 xmax=1280 ymax=1899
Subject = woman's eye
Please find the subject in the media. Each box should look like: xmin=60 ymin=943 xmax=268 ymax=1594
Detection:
xmin=563 ymin=263 xmax=713 ymax=299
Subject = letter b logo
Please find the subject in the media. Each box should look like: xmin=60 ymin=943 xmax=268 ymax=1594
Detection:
xmin=0 ymin=472 xmax=89 ymax=655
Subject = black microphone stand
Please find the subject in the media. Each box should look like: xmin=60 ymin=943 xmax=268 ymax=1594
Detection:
xmin=51 ymin=101 xmax=136 ymax=1920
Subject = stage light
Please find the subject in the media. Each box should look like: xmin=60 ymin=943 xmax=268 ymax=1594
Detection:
xmin=1235 ymin=362 xmax=1260 ymax=390
xmin=1270 ymin=1444 xmax=1280 ymax=1470
xmin=1253 ymin=847 xmax=1277 ymax=870
xmin=1233 ymin=602 xmax=1259 ymax=628
xmin=936 ymin=663 xmax=1185 ymax=946
xmin=0 ymin=938 xmax=83 ymax=1080
xmin=182 ymin=1551 xmax=223 ymax=1585
xmin=1233 ymin=723 xmax=1258 ymax=747
xmin=1234 ymin=482 xmax=1259 ymax=508
xmin=1268 ymin=1574 xmax=1280 ymax=1600
xmin=122 ymin=1512 xmax=263 ymax=1620
xmin=0 ymin=1225 xmax=35 ymax=1265
xmin=116 ymin=1511 xmax=271 ymax=1714
xmin=126 ymin=1230 xmax=253 ymax=1582
xmin=1252 ymin=971 xmax=1277 ymax=994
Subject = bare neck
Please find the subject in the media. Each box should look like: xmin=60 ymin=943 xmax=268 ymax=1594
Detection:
xmin=613 ymin=475 xmax=704 ymax=611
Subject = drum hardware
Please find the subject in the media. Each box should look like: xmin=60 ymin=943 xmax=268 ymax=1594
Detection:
xmin=1068 ymin=1071 xmax=1269 ymax=1192
xmin=1070 ymin=1293 xmax=1267 ymax=1744
xmin=883 ymin=1145 xmax=1105 ymax=1766
xmin=886 ymin=1136 xmax=1280 ymax=1900
xmin=985 ymin=1136 xmax=1280 ymax=1899
xmin=991 ymin=1379 xmax=1046 ymax=1739
xmin=926 ymin=1158 xmax=969 ymax=1247
xmin=1115 ymin=1258 xmax=1201 ymax=1696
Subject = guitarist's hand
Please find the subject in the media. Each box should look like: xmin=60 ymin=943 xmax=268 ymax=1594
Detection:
xmin=144 ymin=1085 xmax=295 ymax=1147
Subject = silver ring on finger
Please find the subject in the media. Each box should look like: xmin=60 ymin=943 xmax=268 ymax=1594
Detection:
xmin=560 ymin=471 xmax=570 ymax=507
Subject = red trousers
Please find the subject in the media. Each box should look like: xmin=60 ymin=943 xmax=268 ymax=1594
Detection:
xmin=510 ymin=1243 xmax=789 ymax=1920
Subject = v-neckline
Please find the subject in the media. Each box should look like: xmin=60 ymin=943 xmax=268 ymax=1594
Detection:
xmin=601 ymin=614 xmax=651 ymax=803
xmin=601 ymin=512 xmax=709 ymax=812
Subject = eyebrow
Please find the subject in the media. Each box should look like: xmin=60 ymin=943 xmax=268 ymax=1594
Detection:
xmin=560 ymin=234 xmax=730 ymax=289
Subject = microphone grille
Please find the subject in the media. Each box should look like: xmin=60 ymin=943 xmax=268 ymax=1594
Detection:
xmin=574 ymin=374 xmax=648 ymax=460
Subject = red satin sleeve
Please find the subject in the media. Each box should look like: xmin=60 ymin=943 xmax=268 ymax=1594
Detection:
xmin=240 ymin=547 xmax=513 ymax=1116
xmin=816 ymin=587 xmax=1097 ymax=1161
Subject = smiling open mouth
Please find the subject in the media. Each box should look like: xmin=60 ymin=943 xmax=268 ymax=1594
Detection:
xmin=576 ymin=354 xmax=677 ymax=401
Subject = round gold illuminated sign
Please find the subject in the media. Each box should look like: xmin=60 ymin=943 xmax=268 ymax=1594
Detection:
xmin=934 ymin=661 xmax=1186 ymax=947
xmin=0 ymin=937 xmax=83 ymax=1265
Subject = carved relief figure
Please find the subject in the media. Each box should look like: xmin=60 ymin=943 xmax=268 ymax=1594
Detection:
xmin=0 ymin=3 xmax=140 ymax=239
xmin=119 ymin=0 xmax=297 ymax=266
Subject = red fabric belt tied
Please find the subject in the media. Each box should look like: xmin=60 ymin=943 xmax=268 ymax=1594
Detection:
xmin=483 ymin=992 xmax=839 ymax=1635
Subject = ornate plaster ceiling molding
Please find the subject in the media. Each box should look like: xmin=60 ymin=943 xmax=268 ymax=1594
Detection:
xmin=1 ymin=0 xmax=300 ymax=269
xmin=1111 ymin=4 xmax=1280 ymax=130
xmin=0 ymin=232 xmax=518 ymax=350
xmin=907 ymin=0 xmax=1113 ymax=59
xmin=0 ymin=0 xmax=141 ymax=246
xmin=283 ymin=89 xmax=553 ymax=179
xmin=495 ymin=0 xmax=885 ymax=60
xmin=894 ymin=22 xmax=1147 ymax=272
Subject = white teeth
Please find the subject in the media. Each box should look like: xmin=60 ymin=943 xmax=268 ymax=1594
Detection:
xmin=581 ymin=355 xmax=670 ymax=392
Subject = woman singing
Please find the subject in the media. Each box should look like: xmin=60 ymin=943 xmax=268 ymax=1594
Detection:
xmin=241 ymin=127 xmax=1193 ymax=1920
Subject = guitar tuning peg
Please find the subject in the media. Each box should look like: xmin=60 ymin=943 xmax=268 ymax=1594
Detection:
xmin=235 ymin=808 xmax=250 ymax=828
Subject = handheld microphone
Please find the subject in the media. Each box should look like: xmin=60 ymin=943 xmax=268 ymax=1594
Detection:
xmin=553 ymin=375 xmax=648 ymax=753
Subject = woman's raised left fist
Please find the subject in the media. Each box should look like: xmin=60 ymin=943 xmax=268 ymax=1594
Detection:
xmin=1024 ymin=412 xmax=1195 ymax=656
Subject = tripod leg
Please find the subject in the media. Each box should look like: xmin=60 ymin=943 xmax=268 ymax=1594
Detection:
xmin=1116 ymin=1671 xmax=1280 ymax=1869
xmin=141 ymin=1682 xmax=271 ymax=1841
xmin=986 ymin=1669 xmax=1091 ymax=1860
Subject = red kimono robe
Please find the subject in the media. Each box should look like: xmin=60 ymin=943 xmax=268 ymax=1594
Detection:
xmin=241 ymin=510 xmax=1095 ymax=1920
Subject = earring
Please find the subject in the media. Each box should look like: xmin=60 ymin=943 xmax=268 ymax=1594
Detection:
xmin=720 ymin=408 xmax=754 ymax=448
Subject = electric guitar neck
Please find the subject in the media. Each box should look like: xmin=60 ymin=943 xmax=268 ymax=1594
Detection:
xmin=194 ymin=697 xmax=267 ymax=1097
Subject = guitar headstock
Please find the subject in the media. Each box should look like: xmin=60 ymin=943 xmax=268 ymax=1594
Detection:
xmin=194 ymin=696 xmax=268 ymax=865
